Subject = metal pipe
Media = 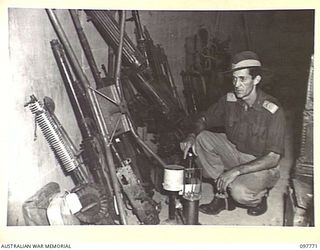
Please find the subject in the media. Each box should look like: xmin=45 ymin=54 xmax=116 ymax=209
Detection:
xmin=89 ymin=87 xmax=119 ymax=106
xmin=114 ymin=10 xmax=126 ymax=100
xmin=132 ymin=72 xmax=171 ymax=116
xmin=90 ymin=88 xmax=128 ymax=225
xmin=46 ymin=9 xmax=127 ymax=225
xmin=106 ymin=12 xmax=117 ymax=77
xmin=46 ymin=10 xmax=93 ymax=92
xmin=128 ymin=117 xmax=167 ymax=169
xmin=69 ymin=9 xmax=104 ymax=89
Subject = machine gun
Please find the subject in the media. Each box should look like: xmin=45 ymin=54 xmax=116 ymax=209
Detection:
xmin=69 ymin=10 xmax=160 ymax=224
xmin=50 ymin=40 xmax=114 ymax=197
xmin=84 ymin=10 xmax=189 ymax=163
xmin=85 ymin=10 xmax=185 ymax=126
xmin=47 ymin=9 xmax=161 ymax=224
xmin=25 ymin=95 xmax=115 ymax=225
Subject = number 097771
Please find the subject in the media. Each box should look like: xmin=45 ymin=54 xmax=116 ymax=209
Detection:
xmin=300 ymin=244 xmax=318 ymax=248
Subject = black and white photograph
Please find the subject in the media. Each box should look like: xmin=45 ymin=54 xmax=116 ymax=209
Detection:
xmin=3 ymin=1 xmax=316 ymax=237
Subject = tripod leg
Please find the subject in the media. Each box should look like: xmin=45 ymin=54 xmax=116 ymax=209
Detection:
xmin=130 ymin=121 xmax=167 ymax=169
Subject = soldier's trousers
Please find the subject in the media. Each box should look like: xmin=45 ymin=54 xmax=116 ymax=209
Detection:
xmin=195 ymin=130 xmax=280 ymax=206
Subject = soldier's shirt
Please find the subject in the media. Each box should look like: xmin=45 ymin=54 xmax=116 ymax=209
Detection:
xmin=202 ymin=89 xmax=286 ymax=157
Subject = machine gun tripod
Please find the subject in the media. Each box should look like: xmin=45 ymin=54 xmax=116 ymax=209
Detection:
xmin=47 ymin=9 xmax=167 ymax=224
xmin=88 ymin=11 xmax=169 ymax=224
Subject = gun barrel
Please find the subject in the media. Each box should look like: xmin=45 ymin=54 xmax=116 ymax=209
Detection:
xmin=50 ymin=39 xmax=93 ymax=138
xmin=69 ymin=10 xmax=104 ymax=89
xmin=86 ymin=10 xmax=146 ymax=69
xmin=46 ymin=8 xmax=127 ymax=225
xmin=26 ymin=95 xmax=87 ymax=184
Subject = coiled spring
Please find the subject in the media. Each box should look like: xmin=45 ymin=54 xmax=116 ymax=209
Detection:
xmin=25 ymin=95 xmax=79 ymax=173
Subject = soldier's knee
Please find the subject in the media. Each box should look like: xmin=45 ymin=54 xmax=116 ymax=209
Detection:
xmin=195 ymin=130 xmax=211 ymax=142
xmin=195 ymin=131 xmax=209 ymax=151
xmin=229 ymin=184 xmax=247 ymax=204
xmin=195 ymin=130 xmax=218 ymax=149
xmin=229 ymin=183 xmax=260 ymax=206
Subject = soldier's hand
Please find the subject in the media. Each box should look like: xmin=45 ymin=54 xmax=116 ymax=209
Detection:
xmin=180 ymin=133 xmax=197 ymax=159
xmin=217 ymin=169 xmax=240 ymax=192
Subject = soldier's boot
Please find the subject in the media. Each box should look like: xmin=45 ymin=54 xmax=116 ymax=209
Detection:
xmin=199 ymin=193 xmax=236 ymax=215
xmin=247 ymin=196 xmax=268 ymax=216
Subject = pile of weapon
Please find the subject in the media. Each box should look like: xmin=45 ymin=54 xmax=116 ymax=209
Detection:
xmin=84 ymin=10 xmax=187 ymax=158
xmin=25 ymin=9 xmax=188 ymax=225
xmin=181 ymin=27 xmax=231 ymax=114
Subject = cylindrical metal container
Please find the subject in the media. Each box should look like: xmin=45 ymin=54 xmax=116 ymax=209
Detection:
xmin=163 ymin=165 xmax=184 ymax=192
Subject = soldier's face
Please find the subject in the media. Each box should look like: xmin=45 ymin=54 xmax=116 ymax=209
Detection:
xmin=232 ymin=68 xmax=258 ymax=100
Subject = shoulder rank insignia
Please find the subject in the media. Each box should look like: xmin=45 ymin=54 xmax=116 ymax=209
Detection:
xmin=227 ymin=92 xmax=237 ymax=102
xmin=262 ymin=100 xmax=279 ymax=114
